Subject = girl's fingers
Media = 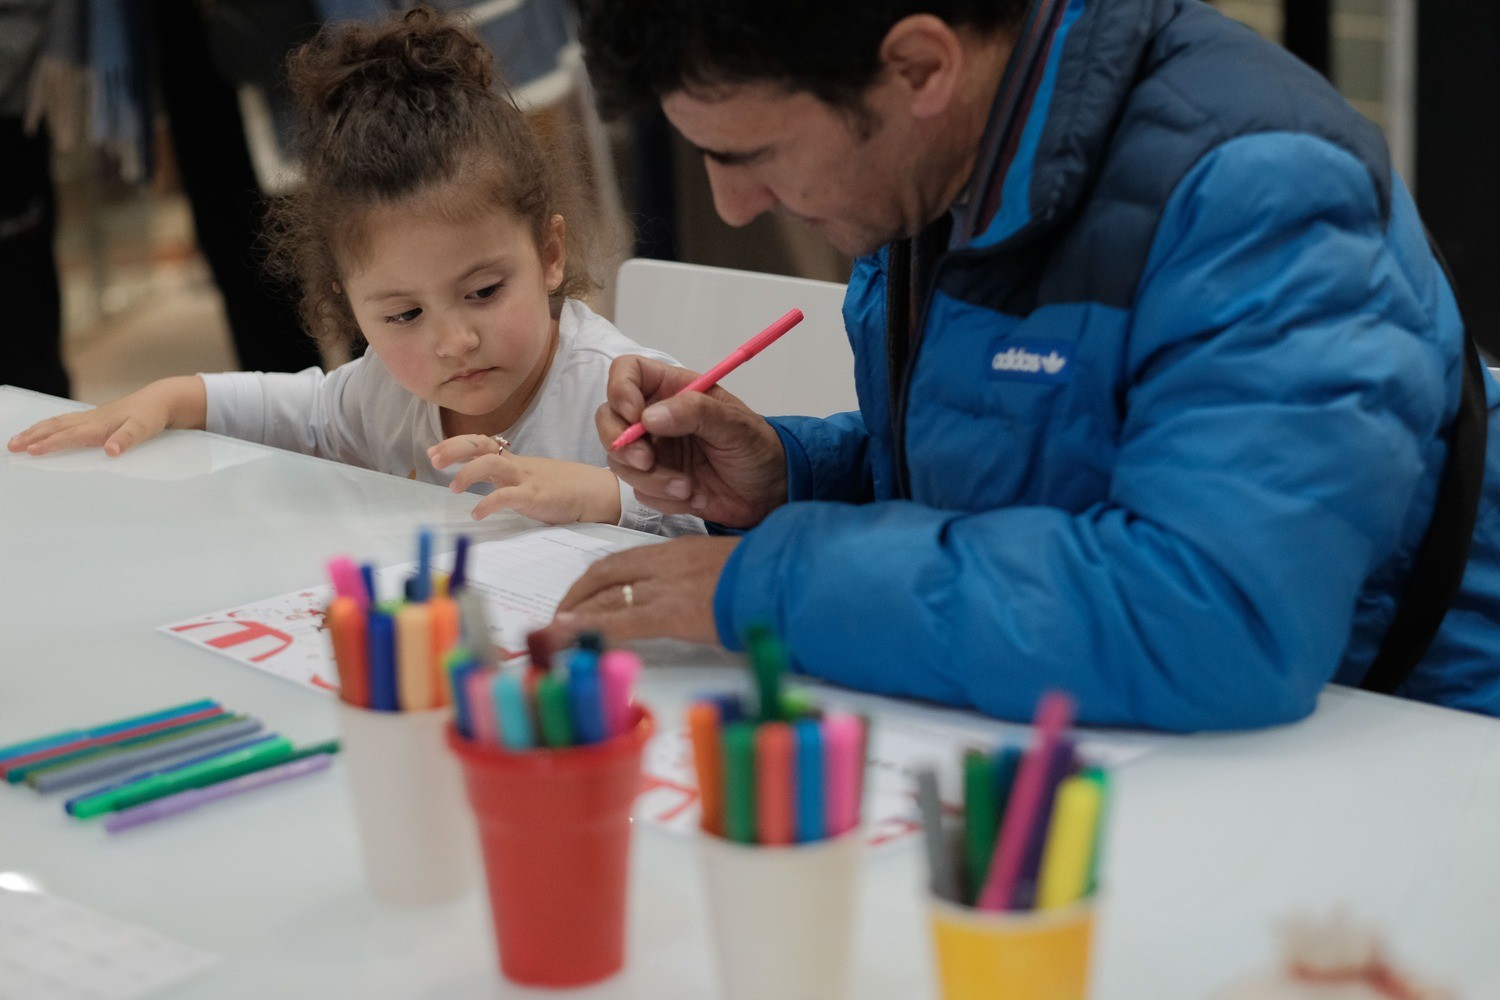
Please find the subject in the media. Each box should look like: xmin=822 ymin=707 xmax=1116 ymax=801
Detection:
xmin=448 ymin=454 xmax=516 ymax=493
xmin=469 ymin=485 xmax=529 ymax=521
xmin=429 ymin=433 xmax=506 ymax=469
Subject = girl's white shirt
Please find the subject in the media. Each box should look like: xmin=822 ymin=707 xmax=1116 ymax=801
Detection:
xmin=201 ymin=298 xmax=703 ymax=536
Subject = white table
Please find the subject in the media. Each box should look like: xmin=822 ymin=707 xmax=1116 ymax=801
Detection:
xmin=3 ymin=384 xmax=1498 ymax=999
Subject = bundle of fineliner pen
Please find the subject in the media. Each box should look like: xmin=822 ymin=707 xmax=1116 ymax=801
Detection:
xmin=325 ymin=529 xmax=478 ymax=712
xmin=0 ymin=699 xmax=339 ymax=832
xmin=450 ymin=630 xmax=643 ymax=750
xmin=917 ymin=691 xmax=1109 ymax=911
xmin=686 ymin=627 xmax=868 ymax=845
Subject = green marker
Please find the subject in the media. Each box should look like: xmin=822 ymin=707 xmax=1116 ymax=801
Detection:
xmin=7 ymin=714 xmax=241 ymax=785
xmin=962 ymin=750 xmax=999 ymax=902
xmin=70 ymin=736 xmax=295 ymax=819
xmin=780 ymin=689 xmax=816 ymax=720
xmin=1081 ymin=766 xmax=1110 ymax=896
xmin=723 ymin=722 xmax=758 ymax=844
xmin=536 ymin=674 xmax=574 ymax=748
xmin=745 ymin=625 xmax=785 ymax=722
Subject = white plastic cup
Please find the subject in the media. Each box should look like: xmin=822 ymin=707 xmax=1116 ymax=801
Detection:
xmin=335 ymin=702 xmax=478 ymax=904
xmin=698 ymin=828 xmax=862 ymax=1000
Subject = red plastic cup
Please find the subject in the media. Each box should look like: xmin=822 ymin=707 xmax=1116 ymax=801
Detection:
xmin=446 ymin=705 xmax=653 ymax=987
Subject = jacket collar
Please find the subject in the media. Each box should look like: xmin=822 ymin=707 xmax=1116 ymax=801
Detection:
xmin=959 ymin=0 xmax=1172 ymax=252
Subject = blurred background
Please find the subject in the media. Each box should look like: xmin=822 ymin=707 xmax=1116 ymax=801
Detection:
xmin=7 ymin=0 xmax=1492 ymax=405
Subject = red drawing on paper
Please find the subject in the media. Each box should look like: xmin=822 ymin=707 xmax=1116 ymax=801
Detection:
xmin=170 ymin=619 xmax=295 ymax=662
xmin=635 ymin=772 xmax=700 ymax=824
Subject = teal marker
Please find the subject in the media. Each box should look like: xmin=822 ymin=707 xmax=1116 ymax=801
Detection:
xmin=0 ymin=699 xmax=219 ymax=762
xmin=494 ymin=671 xmax=535 ymax=750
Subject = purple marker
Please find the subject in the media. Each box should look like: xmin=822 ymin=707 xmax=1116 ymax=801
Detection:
xmin=104 ymin=754 xmax=334 ymax=833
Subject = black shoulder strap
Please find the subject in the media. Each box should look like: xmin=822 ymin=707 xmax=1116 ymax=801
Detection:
xmin=1360 ymin=254 xmax=1489 ymax=694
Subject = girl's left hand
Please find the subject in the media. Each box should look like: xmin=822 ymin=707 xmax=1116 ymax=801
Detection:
xmin=429 ymin=434 xmax=622 ymax=525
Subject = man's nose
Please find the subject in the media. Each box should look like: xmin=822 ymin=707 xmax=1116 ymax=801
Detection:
xmin=705 ymin=160 xmax=778 ymax=228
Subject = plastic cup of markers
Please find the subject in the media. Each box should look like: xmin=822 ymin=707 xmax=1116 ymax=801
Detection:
xmin=335 ymin=702 xmax=479 ymax=904
xmin=927 ymin=893 xmax=1097 ymax=1000
xmin=446 ymin=705 xmax=654 ymax=988
xmin=697 ymin=825 xmax=863 ymax=1000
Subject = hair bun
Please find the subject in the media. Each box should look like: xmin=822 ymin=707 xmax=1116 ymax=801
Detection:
xmin=289 ymin=6 xmax=495 ymax=128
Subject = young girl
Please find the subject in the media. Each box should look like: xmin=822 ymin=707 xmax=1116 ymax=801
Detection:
xmin=7 ymin=7 xmax=700 ymax=537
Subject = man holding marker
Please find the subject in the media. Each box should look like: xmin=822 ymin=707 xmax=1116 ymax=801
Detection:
xmin=551 ymin=0 xmax=1500 ymax=728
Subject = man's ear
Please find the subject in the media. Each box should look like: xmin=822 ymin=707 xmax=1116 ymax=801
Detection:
xmin=879 ymin=14 xmax=965 ymax=120
xmin=543 ymin=213 xmax=567 ymax=293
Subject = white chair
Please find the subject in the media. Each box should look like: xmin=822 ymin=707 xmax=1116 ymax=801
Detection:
xmin=612 ymin=259 xmax=858 ymax=418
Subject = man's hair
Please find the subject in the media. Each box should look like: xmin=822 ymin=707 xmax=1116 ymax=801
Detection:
xmin=579 ymin=0 xmax=1029 ymax=117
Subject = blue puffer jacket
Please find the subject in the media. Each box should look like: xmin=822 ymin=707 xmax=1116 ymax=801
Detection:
xmin=711 ymin=0 xmax=1500 ymax=730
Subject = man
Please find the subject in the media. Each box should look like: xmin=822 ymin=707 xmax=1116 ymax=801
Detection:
xmin=552 ymin=0 xmax=1500 ymax=729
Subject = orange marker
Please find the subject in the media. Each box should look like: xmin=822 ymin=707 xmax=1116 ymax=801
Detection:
xmin=326 ymin=597 xmax=369 ymax=707
xmin=756 ymin=722 xmax=795 ymax=846
xmin=396 ymin=603 xmax=435 ymax=710
xmin=687 ymin=702 xmax=726 ymax=836
xmin=427 ymin=594 xmax=460 ymax=706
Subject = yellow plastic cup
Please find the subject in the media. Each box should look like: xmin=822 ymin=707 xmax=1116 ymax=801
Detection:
xmin=928 ymin=894 xmax=1096 ymax=1000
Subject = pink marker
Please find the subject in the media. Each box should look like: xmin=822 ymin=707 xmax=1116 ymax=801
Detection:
xmin=822 ymin=712 xmax=863 ymax=836
xmin=326 ymin=556 xmax=367 ymax=609
xmin=599 ymin=650 xmax=642 ymax=736
xmin=976 ymin=691 xmax=1077 ymax=911
xmin=609 ymin=309 xmax=804 ymax=450
xmin=466 ymin=669 xmax=500 ymax=746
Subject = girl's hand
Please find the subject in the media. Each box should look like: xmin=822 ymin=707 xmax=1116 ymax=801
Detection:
xmin=431 ymin=435 xmax=622 ymax=525
xmin=7 ymin=376 xmax=207 ymax=457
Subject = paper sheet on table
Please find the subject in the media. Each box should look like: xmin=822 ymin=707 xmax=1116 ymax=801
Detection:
xmin=0 ymin=885 xmax=217 ymax=1000
xmin=158 ymin=526 xmax=651 ymax=694
xmin=636 ymin=696 xmax=1162 ymax=850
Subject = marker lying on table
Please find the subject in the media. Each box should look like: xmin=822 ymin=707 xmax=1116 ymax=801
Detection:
xmin=69 ymin=738 xmax=340 ymax=819
xmin=63 ymin=733 xmax=281 ymax=815
xmin=28 ymin=717 xmax=264 ymax=793
xmin=4 ymin=710 xmax=232 ymax=784
xmin=105 ymin=753 xmax=335 ymax=834
xmin=0 ymin=699 xmax=220 ymax=764
xmin=609 ymin=308 xmax=805 ymax=451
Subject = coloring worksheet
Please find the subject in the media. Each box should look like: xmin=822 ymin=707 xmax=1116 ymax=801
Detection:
xmin=159 ymin=526 xmax=649 ymax=694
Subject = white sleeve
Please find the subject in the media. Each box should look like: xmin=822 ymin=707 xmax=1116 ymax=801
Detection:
xmin=200 ymin=364 xmax=370 ymax=464
xmin=615 ymin=477 xmax=706 ymax=537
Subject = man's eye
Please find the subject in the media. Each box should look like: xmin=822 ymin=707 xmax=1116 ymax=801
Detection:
xmin=386 ymin=308 xmax=421 ymax=324
xmin=471 ymin=283 xmax=501 ymax=301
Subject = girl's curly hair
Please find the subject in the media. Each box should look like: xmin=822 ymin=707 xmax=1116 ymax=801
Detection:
xmin=264 ymin=5 xmax=599 ymax=352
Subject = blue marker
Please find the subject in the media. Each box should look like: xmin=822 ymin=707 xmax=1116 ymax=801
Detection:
xmin=413 ymin=527 xmax=433 ymax=602
xmin=0 ymin=699 xmax=220 ymax=763
xmin=63 ymin=733 xmax=279 ymax=814
xmin=449 ymin=657 xmax=483 ymax=738
xmin=568 ymin=669 xmax=608 ymax=744
xmin=706 ymin=693 xmax=746 ymax=725
xmin=569 ymin=645 xmax=600 ymax=679
xmin=449 ymin=535 xmax=471 ymax=593
xmin=494 ymin=671 xmax=535 ymax=750
xmin=367 ymin=608 xmax=399 ymax=711
xmin=359 ymin=563 xmax=378 ymax=605
xmin=795 ymin=719 xmax=826 ymax=842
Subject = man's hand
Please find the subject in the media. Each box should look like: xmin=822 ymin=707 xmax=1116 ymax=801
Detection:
xmin=546 ymin=536 xmax=741 ymax=644
xmin=599 ymin=355 xmax=788 ymax=528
